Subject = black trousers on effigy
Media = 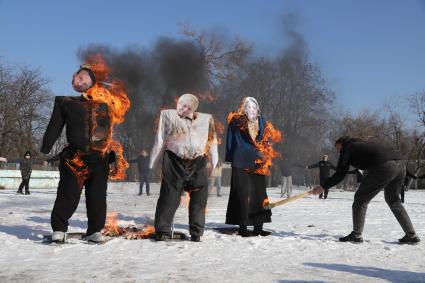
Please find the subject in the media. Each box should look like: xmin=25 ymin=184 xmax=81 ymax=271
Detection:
xmin=51 ymin=151 xmax=110 ymax=235
xmin=154 ymin=150 xmax=208 ymax=237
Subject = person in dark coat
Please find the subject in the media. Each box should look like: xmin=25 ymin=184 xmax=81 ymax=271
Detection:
xmin=307 ymin=154 xmax=336 ymax=199
xmin=129 ymin=149 xmax=151 ymax=196
xmin=313 ymin=136 xmax=420 ymax=244
xmin=17 ymin=151 xmax=32 ymax=195
xmin=40 ymin=63 xmax=127 ymax=243
xmin=225 ymin=97 xmax=272 ymax=237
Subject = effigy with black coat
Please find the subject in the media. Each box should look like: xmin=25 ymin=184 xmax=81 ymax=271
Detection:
xmin=225 ymin=113 xmax=272 ymax=227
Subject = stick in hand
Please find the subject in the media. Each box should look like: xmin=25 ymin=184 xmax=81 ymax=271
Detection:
xmin=263 ymin=189 xmax=314 ymax=210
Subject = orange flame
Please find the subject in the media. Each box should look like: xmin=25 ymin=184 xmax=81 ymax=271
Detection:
xmin=253 ymin=121 xmax=282 ymax=175
xmin=69 ymin=54 xmax=131 ymax=181
xmin=263 ymin=197 xmax=270 ymax=208
xmin=226 ymin=103 xmax=245 ymax=124
xmin=227 ymin=100 xmax=282 ymax=176
xmin=102 ymin=212 xmax=156 ymax=239
xmin=64 ymin=154 xmax=89 ymax=189
xmin=103 ymin=211 xmax=121 ymax=236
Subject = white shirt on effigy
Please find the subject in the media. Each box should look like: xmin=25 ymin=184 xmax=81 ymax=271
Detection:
xmin=149 ymin=109 xmax=218 ymax=169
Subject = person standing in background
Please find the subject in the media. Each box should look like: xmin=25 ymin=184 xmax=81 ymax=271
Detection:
xmin=129 ymin=149 xmax=151 ymax=196
xmin=17 ymin=151 xmax=32 ymax=195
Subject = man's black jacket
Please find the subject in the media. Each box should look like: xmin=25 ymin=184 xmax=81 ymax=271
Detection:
xmin=307 ymin=160 xmax=336 ymax=182
xmin=41 ymin=96 xmax=111 ymax=154
xmin=323 ymin=139 xmax=401 ymax=189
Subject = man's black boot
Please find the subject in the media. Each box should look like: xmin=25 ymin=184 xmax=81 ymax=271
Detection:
xmin=339 ymin=231 xmax=363 ymax=243
xmin=399 ymin=233 xmax=420 ymax=244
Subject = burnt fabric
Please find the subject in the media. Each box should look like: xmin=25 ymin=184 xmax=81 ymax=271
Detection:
xmin=51 ymin=150 xmax=110 ymax=235
xmin=225 ymin=114 xmax=272 ymax=227
xmin=42 ymin=95 xmax=113 ymax=235
xmin=225 ymin=115 xmax=266 ymax=170
xmin=154 ymin=150 xmax=208 ymax=237
xmin=226 ymin=167 xmax=272 ymax=226
xmin=41 ymin=96 xmax=112 ymax=154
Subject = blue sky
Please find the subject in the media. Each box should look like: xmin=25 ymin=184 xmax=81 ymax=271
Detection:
xmin=1 ymin=0 xmax=424 ymax=125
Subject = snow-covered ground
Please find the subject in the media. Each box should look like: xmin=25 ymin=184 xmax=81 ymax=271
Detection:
xmin=0 ymin=183 xmax=424 ymax=283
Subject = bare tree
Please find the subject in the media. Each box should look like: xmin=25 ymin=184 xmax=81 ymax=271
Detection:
xmin=0 ymin=63 xmax=54 ymax=159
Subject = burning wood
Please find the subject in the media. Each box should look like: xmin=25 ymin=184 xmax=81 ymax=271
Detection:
xmin=101 ymin=212 xmax=155 ymax=240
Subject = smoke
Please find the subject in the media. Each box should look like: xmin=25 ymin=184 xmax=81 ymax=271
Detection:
xmin=280 ymin=12 xmax=308 ymax=59
xmin=77 ymin=38 xmax=210 ymax=151
xmin=154 ymin=37 xmax=210 ymax=105
xmin=78 ymin=38 xmax=209 ymax=110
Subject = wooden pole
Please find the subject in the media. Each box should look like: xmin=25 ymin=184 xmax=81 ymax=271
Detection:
xmin=264 ymin=189 xmax=314 ymax=209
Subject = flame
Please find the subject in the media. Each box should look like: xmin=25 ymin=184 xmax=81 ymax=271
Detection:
xmin=226 ymin=103 xmax=245 ymax=124
xmin=64 ymin=154 xmax=89 ymax=189
xmin=253 ymin=121 xmax=282 ymax=175
xmin=65 ymin=54 xmax=131 ymax=181
xmin=103 ymin=211 xmax=121 ymax=236
xmin=263 ymin=197 xmax=270 ymax=208
xmin=102 ymin=212 xmax=156 ymax=240
xmin=227 ymin=99 xmax=282 ymax=176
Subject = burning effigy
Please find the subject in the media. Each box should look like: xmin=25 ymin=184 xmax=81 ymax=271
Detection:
xmin=224 ymin=97 xmax=282 ymax=237
xmin=149 ymin=93 xmax=218 ymax=242
xmin=41 ymin=54 xmax=130 ymax=243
